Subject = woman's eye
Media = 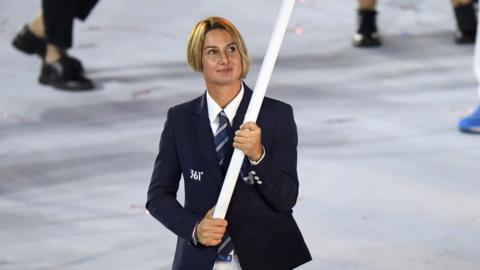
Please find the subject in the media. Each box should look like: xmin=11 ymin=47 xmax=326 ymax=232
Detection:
xmin=228 ymin=46 xmax=236 ymax=53
xmin=208 ymin=50 xmax=217 ymax=55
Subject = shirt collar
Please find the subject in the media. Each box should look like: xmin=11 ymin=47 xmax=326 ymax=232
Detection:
xmin=206 ymin=82 xmax=244 ymax=125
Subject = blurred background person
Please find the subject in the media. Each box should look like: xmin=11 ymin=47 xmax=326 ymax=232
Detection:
xmin=353 ymin=0 xmax=478 ymax=47
xmin=12 ymin=0 xmax=99 ymax=91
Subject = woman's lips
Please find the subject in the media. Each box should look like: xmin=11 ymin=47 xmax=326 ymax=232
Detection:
xmin=217 ymin=68 xmax=232 ymax=73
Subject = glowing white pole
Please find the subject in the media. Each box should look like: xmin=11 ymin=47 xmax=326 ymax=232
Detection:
xmin=475 ymin=5 xmax=480 ymax=99
xmin=213 ymin=0 xmax=296 ymax=219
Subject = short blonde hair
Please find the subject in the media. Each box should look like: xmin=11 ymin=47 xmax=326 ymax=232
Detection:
xmin=187 ymin=16 xmax=250 ymax=79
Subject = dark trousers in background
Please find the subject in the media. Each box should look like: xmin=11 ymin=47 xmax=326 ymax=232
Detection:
xmin=42 ymin=0 xmax=99 ymax=49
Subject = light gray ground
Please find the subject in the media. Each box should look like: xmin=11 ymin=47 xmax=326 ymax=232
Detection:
xmin=1 ymin=0 xmax=479 ymax=269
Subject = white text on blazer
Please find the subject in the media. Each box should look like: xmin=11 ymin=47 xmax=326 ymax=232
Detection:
xmin=189 ymin=169 xmax=204 ymax=181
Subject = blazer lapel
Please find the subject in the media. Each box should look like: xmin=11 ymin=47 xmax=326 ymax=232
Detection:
xmin=231 ymin=83 xmax=253 ymax=131
xmin=224 ymin=84 xmax=253 ymax=173
xmin=192 ymin=93 xmax=224 ymax=184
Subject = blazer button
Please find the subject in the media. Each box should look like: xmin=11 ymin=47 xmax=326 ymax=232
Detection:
xmin=254 ymin=176 xmax=260 ymax=181
xmin=256 ymin=180 xmax=263 ymax=185
xmin=250 ymin=171 xmax=256 ymax=175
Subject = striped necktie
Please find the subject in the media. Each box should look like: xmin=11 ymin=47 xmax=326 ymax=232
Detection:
xmin=214 ymin=111 xmax=233 ymax=174
xmin=214 ymin=111 xmax=234 ymax=258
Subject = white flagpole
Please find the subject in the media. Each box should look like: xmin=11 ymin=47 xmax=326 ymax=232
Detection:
xmin=213 ymin=0 xmax=296 ymax=219
xmin=475 ymin=4 xmax=480 ymax=99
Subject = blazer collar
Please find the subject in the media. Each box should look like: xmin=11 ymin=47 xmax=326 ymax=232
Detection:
xmin=193 ymin=82 xmax=252 ymax=118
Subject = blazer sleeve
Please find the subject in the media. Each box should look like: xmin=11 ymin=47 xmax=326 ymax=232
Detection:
xmin=252 ymin=103 xmax=300 ymax=213
xmin=146 ymin=108 xmax=200 ymax=242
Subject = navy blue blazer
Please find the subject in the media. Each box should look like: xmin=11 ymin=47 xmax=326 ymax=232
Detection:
xmin=147 ymin=84 xmax=311 ymax=270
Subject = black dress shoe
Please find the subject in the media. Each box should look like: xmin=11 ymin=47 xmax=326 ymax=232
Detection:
xmin=352 ymin=32 xmax=382 ymax=47
xmin=39 ymin=55 xmax=95 ymax=91
xmin=455 ymin=31 xmax=476 ymax=44
xmin=12 ymin=24 xmax=47 ymax=57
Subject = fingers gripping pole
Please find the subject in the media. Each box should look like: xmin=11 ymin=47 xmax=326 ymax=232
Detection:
xmin=213 ymin=0 xmax=296 ymax=219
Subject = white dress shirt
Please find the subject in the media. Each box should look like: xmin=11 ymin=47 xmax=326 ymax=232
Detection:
xmin=206 ymin=84 xmax=244 ymax=134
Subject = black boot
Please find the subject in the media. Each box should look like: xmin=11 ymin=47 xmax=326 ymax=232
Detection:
xmin=12 ymin=24 xmax=47 ymax=57
xmin=453 ymin=3 xmax=477 ymax=44
xmin=353 ymin=9 xmax=382 ymax=48
xmin=39 ymin=55 xmax=95 ymax=91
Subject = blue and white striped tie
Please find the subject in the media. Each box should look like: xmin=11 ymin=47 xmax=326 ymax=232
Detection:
xmin=215 ymin=111 xmax=233 ymax=174
xmin=214 ymin=110 xmax=234 ymax=258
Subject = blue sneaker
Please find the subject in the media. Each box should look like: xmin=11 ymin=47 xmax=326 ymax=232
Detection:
xmin=459 ymin=105 xmax=480 ymax=133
